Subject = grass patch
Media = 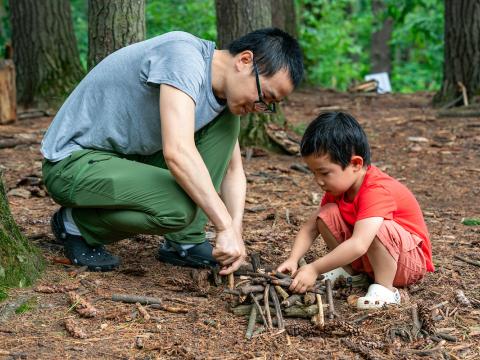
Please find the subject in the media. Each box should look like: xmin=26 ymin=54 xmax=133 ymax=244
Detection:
xmin=0 ymin=287 xmax=7 ymax=302
xmin=15 ymin=297 xmax=37 ymax=314
xmin=462 ymin=218 xmax=480 ymax=226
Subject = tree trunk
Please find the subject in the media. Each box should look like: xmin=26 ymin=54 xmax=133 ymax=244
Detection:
xmin=0 ymin=59 xmax=16 ymax=124
xmin=0 ymin=173 xmax=44 ymax=289
xmin=271 ymin=0 xmax=297 ymax=38
xmin=88 ymin=0 xmax=146 ymax=70
xmin=215 ymin=0 xmax=272 ymax=49
xmin=434 ymin=0 xmax=480 ymax=105
xmin=370 ymin=0 xmax=393 ymax=74
xmin=9 ymin=0 xmax=84 ymax=108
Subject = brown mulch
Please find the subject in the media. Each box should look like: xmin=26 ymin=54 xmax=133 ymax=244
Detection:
xmin=1 ymin=88 xmax=479 ymax=359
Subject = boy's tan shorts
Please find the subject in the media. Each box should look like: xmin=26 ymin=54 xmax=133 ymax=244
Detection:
xmin=318 ymin=203 xmax=427 ymax=287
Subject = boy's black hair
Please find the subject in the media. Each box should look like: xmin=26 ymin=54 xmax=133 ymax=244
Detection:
xmin=227 ymin=28 xmax=304 ymax=88
xmin=300 ymin=112 xmax=371 ymax=169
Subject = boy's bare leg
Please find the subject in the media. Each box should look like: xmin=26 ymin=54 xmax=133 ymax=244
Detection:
xmin=316 ymin=218 xmax=355 ymax=275
xmin=366 ymin=237 xmax=397 ymax=291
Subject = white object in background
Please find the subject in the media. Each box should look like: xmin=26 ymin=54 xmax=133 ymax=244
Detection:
xmin=364 ymin=72 xmax=392 ymax=94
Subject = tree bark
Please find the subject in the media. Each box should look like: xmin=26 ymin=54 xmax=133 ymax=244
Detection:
xmin=88 ymin=0 xmax=146 ymax=70
xmin=370 ymin=0 xmax=393 ymax=74
xmin=9 ymin=0 xmax=84 ymax=107
xmin=434 ymin=0 xmax=480 ymax=105
xmin=215 ymin=0 xmax=272 ymax=49
xmin=271 ymin=0 xmax=297 ymax=38
xmin=0 ymin=173 xmax=44 ymax=288
xmin=0 ymin=59 xmax=16 ymax=124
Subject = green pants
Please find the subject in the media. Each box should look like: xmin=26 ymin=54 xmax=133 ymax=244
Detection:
xmin=42 ymin=111 xmax=240 ymax=247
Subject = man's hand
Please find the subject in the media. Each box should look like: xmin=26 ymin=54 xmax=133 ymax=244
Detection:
xmin=289 ymin=264 xmax=318 ymax=293
xmin=277 ymin=258 xmax=299 ymax=276
xmin=213 ymin=227 xmax=247 ymax=275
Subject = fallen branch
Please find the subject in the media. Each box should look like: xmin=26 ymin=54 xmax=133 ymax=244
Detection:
xmin=454 ymin=255 xmax=480 ymax=267
xmin=264 ymin=284 xmax=273 ymax=329
xmin=269 ymin=285 xmax=284 ymax=330
xmin=313 ymin=294 xmax=324 ymax=328
xmin=325 ymin=279 xmax=335 ymax=320
xmin=110 ymin=293 xmax=162 ymax=305
xmin=149 ymin=304 xmax=189 ymax=314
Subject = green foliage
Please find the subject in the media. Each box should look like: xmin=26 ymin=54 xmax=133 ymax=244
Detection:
xmin=462 ymin=218 xmax=480 ymax=226
xmin=70 ymin=0 xmax=88 ymax=70
xmin=298 ymin=0 xmax=373 ymax=90
xmin=146 ymin=0 xmax=216 ymax=40
xmin=0 ymin=0 xmax=447 ymax=93
xmin=15 ymin=297 xmax=36 ymax=314
xmin=388 ymin=0 xmax=444 ymax=92
xmin=0 ymin=287 xmax=7 ymax=302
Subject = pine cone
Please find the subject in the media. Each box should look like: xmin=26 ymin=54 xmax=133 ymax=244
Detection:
xmin=357 ymin=339 xmax=385 ymax=350
xmin=333 ymin=275 xmax=347 ymax=289
xmin=323 ymin=320 xmax=365 ymax=336
xmin=418 ymin=304 xmax=435 ymax=334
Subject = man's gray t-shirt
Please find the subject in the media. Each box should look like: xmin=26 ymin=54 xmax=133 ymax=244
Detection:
xmin=41 ymin=31 xmax=226 ymax=162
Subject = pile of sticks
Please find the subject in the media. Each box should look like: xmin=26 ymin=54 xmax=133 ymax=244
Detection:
xmin=227 ymin=255 xmax=336 ymax=339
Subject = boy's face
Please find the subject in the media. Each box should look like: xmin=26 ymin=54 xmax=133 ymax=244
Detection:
xmin=303 ymin=153 xmax=364 ymax=198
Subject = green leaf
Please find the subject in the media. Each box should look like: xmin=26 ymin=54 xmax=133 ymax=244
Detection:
xmin=462 ymin=218 xmax=480 ymax=226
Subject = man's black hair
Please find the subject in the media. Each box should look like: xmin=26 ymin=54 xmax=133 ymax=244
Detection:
xmin=300 ymin=112 xmax=371 ymax=169
xmin=227 ymin=28 xmax=304 ymax=88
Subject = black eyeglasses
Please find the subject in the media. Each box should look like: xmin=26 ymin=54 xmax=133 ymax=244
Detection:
xmin=253 ymin=59 xmax=276 ymax=113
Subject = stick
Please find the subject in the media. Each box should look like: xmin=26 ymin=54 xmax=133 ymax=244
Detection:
xmin=264 ymin=284 xmax=273 ymax=329
xmin=232 ymin=304 xmax=327 ymax=318
xmin=250 ymin=293 xmax=267 ymax=327
xmin=111 ymin=293 xmax=162 ymax=305
xmin=454 ymin=255 xmax=480 ymax=267
xmin=325 ymin=279 xmax=335 ymax=320
xmin=282 ymin=294 xmax=302 ymax=308
xmin=411 ymin=304 xmax=422 ymax=338
xmin=250 ymin=252 xmax=262 ymax=272
xmin=458 ymin=81 xmax=469 ymax=106
xmin=238 ymin=284 xmax=265 ymax=295
xmin=245 ymin=304 xmax=258 ymax=339
xmin=274 ymin=285 xmax=289 ymax=301
xmin=136 ymin=302 xmax=151 ymax=321
xmin=149 ymin=304 xmax=189 ymax=314
xmin=269 ymin=285 xmax=284 ymax=330
xmin=314 ymin=294 xmax=324 ymax=328
xmin=228 ymin=273 xmax=235 ymax=289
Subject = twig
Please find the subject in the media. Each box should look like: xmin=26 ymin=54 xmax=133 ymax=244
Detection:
xmin=285 ymin=209 xmax=291 ymax=225
xmin=264 ymin=284 xmax=273 ymax=329
xmin=111 ymin=293 xmax=162 ymax=305
xmin=250 ymin=293 xmax=267 ymax=327
xmin=245 ymin=304 xmax=258 ymax=339
xmin=314 ymin=294 xmax=324 ymax=328
xmin=454 ymin=255 xmax=480 ymax=267
xmin=325 ymin=279 xmax=335 ymax=320
xmin=136 ymin=302 xmax=151 ymax=321
xmin=149 ymin=304 xmax=189 ymax=313
xmin=250 ymin=252 xmax=262 ymax=272
xmin=282 ymin=294 xmax=302 ymax=308
xmin=228 ymin=273 xmax=235 ymax=289
xmin=458 ymin=81 xmax=469 ymax=106
xmin=411 ymin=304 xmax=422 ymax=338
xmin=274 ymin=285 xmax=289 ymax=301
xmin=269 ymin=285 xmax=284 ymax=330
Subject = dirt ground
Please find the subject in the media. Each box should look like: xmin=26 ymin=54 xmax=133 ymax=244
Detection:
xmin=0 ymin=88 xmax=479 ymax=359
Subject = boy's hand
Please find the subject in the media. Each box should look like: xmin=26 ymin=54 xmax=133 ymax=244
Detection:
xmin=276 ymin=258 xmax=298 ymax=276
xmin=290 ymin=264 xmax=318 ymax=293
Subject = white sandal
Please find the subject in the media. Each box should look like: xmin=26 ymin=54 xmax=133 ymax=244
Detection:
xmin=356 ymin=284 xmax=401 ymax=310
xmin=322 ymin=267 xmax=369 ymax=288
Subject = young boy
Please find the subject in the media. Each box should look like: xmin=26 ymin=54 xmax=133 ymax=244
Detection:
xmin=277 ymin=112 xmax=434 ymax=309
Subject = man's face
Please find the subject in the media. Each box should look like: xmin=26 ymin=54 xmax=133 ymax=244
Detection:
xmin=225 ymin=53 xmax=294 ymax=115
xmin=303 ymin=153 xmax=360 ymax=198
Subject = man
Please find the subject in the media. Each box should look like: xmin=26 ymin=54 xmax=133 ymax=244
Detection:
xmin=41 ymin=28 xmax=303 ymax=275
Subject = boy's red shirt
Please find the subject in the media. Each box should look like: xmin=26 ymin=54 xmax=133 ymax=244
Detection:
xmin=321 ymin=165 xmax=434 ymax=272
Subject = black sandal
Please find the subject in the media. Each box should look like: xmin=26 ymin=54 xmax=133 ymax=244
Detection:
xmin=156 ymin=240 xmax=217 ymax=268
xmin=51 ymin=208 xmax=120 ymax=272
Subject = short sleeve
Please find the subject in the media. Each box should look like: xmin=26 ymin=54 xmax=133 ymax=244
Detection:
xmin=142 ymin=40 xmax=206 ymax=104
xmin=356 ymin=185 xmax=397 ymax=221
xmin=321 ymin=192 xmax=336 ymax=206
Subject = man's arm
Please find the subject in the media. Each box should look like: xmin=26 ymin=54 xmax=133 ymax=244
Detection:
xmin=159 ymin=85 xmax=243 ymax=269
xmin=220 ymin=141 xmax=246 ymax=234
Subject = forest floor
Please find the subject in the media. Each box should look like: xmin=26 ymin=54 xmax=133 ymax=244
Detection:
xmin=0 ymin=88 xmax=479 ymax=359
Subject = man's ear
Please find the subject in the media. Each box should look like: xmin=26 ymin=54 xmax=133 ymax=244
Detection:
xmin=234 ymin=50 xmax=253 ymax=71
xmin=350 ymin=155 xmax=364 ymax=171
